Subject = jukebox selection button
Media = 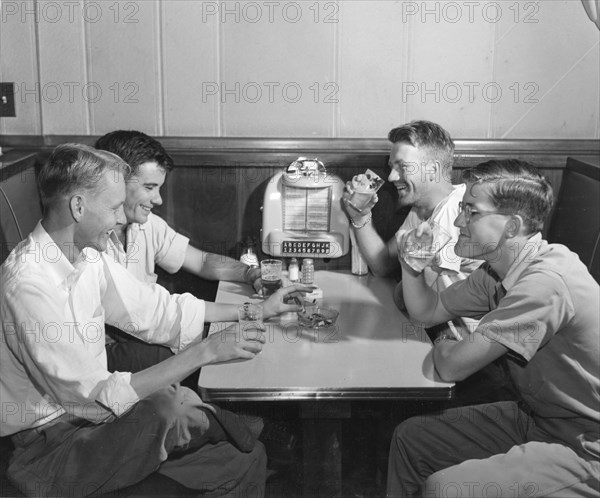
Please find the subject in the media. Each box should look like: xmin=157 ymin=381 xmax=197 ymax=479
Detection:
xmin=282 ymin=241 xmax=331 ymax=254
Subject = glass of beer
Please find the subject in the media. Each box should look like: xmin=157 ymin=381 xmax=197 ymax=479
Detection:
xmin=260 ymin=259 xmax=283 ymax=297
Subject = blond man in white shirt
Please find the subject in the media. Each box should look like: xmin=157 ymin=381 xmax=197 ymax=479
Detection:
xmin=343 ymin=120 xmax=480 ymax=298
xmin=0 ymin=144 xmax=307 ymax=497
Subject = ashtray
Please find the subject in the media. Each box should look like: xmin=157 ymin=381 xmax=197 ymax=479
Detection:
xmin=297 ymin=307 xmax=339 ymax=329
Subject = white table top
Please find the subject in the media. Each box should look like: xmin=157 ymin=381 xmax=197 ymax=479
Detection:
xmin=198 ymin=270 xmax=454 ymax=401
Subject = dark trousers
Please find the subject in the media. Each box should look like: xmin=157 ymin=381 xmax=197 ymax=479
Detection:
xmin=8 ymin=385 xmax=266 ymax=497
xmin=105 ymin=324 xmax=199 ymax=389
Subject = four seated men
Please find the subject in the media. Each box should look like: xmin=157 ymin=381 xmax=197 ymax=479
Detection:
xmin=1 ymin=130 xmax=597 ymax=497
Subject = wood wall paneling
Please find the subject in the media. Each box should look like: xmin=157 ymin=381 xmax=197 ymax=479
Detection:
xmin=37 ymin=7 xmax=88 ymax=134
xmin=219 ymin=1 xmax=336 ymax=136
xmin=161 ymin=0 xmax=220 ymax=136
xmin=1 ymin=0 xmax=41 ymax=134
xmin=2 ymin=137 xmax=598 ymax=269
xmin=338 ymin=2 xmax=409 ymax=137
xmin=406 ymin=6 xmax=496 ymax=138
xmin=86 ymin=1 xmax=161 ymax=135
xmin=492 ymin=0 xmax=600 ymax=138
xmin=1 ymin=0 xmax=598 ymax=139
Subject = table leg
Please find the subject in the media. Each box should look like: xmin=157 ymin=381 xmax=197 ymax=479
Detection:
xmin=300 ymin=402 xmax=350 ymax=498
xmin=302 ymin=419 xmax=342 ymax=498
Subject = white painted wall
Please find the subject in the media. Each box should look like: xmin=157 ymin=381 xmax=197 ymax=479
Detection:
xmin=1 ymin=0 xmax=599 ymax=138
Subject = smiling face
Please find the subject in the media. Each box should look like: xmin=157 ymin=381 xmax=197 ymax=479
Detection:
xmin=123 ymin=161 xmax=167 ymax=225
xmin=76 ymin=169 xmax=127 ymax=252
xmin=387 ymin=142 xmax=436 ymax=210
xmin=454 ymin=182 xmax=512 ymax=261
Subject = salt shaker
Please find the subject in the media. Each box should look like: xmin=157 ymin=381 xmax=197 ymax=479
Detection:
xmin=288 ymin=258 xmax=300 ymax=283
xmin=301 ymin=258 xmax=314 ymax=284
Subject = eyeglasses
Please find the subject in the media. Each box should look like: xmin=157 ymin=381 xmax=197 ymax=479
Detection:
xmin=458 ymin=202 xmax=510 ymax=223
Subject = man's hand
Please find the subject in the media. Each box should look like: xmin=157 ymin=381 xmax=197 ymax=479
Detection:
xmin=262 ymin=283 xmax=315 ymax=319
xmin=200 ymin=324 xmax=266 ymax=364
xmin=397 ymin=221 xmax=447 ymax=273
xmin=342 ymin=181 xmax=378 ymax=222
xmin=400 ymin=221 xmax=435 ymax=257
xmin=244 ymin=266 xmax=263 ymax=295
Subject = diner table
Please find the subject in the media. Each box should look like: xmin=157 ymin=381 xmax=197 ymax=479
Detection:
xmin=199 ymin=270 xmax=454 ymax=495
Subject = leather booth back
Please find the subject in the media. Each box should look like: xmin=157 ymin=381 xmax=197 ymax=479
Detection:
xmin=547 ymin=157 xmax=600 ymax=283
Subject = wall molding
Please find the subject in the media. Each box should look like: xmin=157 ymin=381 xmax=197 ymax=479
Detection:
xmin=1 ymin=135 xmax=598 ymax=169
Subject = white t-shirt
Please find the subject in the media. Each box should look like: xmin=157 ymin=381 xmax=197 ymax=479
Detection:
xmin=106 ymin=213 xmax=189 ymax=284
xmin=395 ymin=184 xmax=481 ymax=292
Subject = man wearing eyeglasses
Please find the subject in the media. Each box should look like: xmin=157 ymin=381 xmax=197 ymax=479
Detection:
xmin=387 ymin=159 xmax=600 ymax=497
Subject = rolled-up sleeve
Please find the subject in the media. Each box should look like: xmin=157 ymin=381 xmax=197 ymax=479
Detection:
xmin=149 ymin=214 xmax=189 ymax=274
xmin=92 ymin=371 xmax=139 ymax=417
xmin=440 ymin=267 xmax=496 ymax=318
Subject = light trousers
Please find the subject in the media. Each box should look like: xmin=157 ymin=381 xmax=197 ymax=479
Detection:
xmin=387 ymin=401 xmax=600 ymax=498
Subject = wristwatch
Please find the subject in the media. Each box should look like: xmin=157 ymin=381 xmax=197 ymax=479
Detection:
xmin=244 ymin=266 xmax=261 ymax=285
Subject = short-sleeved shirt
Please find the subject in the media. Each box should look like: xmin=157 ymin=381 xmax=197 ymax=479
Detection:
xmin=441 ymin=234 xmax=600 ymax=458
xmin=395 ymin=184 xmax=480 ymax=291
xmin=106 ymin=213 xmax=189 ymax=284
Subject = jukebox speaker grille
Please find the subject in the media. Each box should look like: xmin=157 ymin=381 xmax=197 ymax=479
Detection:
xmin=282 ymin=184 xmax=331 ymax=232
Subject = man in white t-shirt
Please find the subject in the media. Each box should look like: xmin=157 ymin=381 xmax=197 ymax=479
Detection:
xmin=342 ymin=120 xmax=480 ymax=306
xmin=96 ymin=130 xmax=262 ymax=290
xmin=95 ymin=131 xmax=264 ymax=373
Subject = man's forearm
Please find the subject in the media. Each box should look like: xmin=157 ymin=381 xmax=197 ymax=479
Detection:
xmin=401 ymin=260 xmax=440 ymax=324
xmin=204 ymin=302 xmax=241 ymax=323
xmin=130 ymin=341 xmax=213 ymax=398
xmin=351 ymin=220 xmax=399 ymax=276
xmin=197 ymin=252 xmax=251 ymax=282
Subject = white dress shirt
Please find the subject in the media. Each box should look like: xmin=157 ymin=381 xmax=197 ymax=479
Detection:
xmin=0 ymin=222 xmax=205 ymax=436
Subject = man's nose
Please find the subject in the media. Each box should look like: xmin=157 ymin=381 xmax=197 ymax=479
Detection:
xmin=116 ymin=205 xmax=127 ymax=226
xmin=454 ymin=211 xmax=466 ymax=228
xmin=152 ymin=191 xmax=163 ymax=206
xmin=388 ymin=169 xmax=400 ymax=182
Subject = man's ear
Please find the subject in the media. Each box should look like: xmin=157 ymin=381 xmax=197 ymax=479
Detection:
xmin=504 ymin=215 xmax=525 ymax=238
xmin=428 ymin=160 xmax=440 ymax=182
xmin=69 ymin=194 xmax=85 ymax=222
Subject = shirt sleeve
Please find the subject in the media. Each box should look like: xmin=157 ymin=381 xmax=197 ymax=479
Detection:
xmin=394 ymin=210 xmax=420 ymax=261
xmin=440 ymin=266 xmax=497 ymax=318
xmin=429 ymin=194 xmax=463 ymax=274
xmin=474 ymin=271 xmax=575 ymax=364
xmin=148 ymin=213 xmax=190 ymax=274
xmin=101 ymin=253 xmax=205 ymax=353
xmin=3 ymin=280 xmax=139 ymax=421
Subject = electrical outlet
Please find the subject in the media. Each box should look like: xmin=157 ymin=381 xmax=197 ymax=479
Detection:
xmin=0 ymin=83 xmax=16 ymax=118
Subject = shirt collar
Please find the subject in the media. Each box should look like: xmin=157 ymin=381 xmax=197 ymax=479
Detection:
xmin=31 ymin=221 xmax=94 ymax=291
xmin=108 ymin=220 xmax=145 ymax=250
xmin=501 ymin=233 xmax=543 ymax=291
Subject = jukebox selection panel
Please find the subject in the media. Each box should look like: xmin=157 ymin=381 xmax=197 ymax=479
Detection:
xmin=282 ymin=185 xmax=331 ymax=232
xmin=280 ymin=240 xmax=331 ymax=256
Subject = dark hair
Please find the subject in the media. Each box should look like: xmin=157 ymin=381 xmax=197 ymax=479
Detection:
xmin=95 ymin=130 xmax=174 ymax=178
xmin=38 ymin=144 xmax=130 ymax=209
xmin=462 ymin=159 xmax=554 ymax=234
xmin=387 ymin=120 xmax=455 ymax=174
